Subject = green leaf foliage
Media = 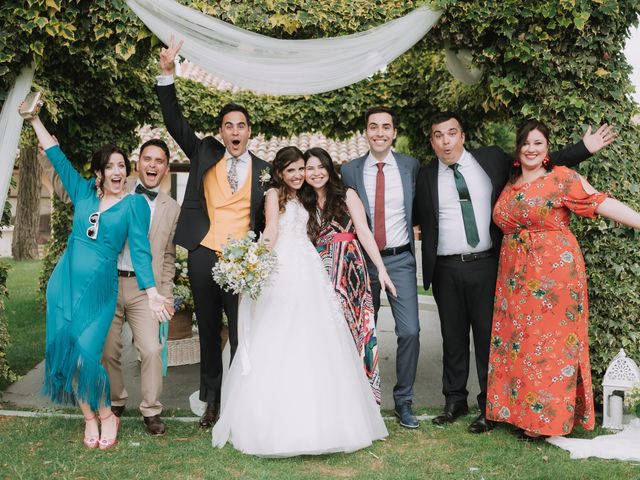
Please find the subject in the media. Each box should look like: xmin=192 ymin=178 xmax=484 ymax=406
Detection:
xmin=2 ymin=0 xmax=640 ymax=401
xmin=0 ymin=195 xmax=14 ymax=383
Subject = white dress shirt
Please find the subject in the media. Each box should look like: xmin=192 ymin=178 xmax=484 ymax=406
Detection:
xmin=363 ymin=151 xmax=410 ymax=249
xmin=436 ymin=149 xmax=493 ymax=255
xmin=157 ymin=74 xmax=251 ymax=188
xmin=117 ymin=181 xmax=159 ymax=272
xmin=156 ymin=74 xmax=175 ymax=86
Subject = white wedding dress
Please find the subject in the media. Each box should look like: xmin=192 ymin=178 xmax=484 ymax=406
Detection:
xmin=211 ymin=199 xmax=388 ymax=456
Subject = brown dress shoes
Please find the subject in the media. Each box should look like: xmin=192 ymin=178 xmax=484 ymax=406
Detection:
xmin=143 ymin=414 xmax=167 ymax=436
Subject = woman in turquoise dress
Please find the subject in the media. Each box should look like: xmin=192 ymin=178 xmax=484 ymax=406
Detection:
xmin=24 ymin=109 xmax=169 ymax=450
xmin=301 ymin=147 xmax=396 ymax=404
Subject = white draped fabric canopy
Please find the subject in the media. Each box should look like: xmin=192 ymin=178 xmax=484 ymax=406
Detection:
xmin=0 ymin=66 xmax=35 ymax=218
xmin=1 ymin=2 xmax=461 ymax=209
xmin=126 ymin=0 xmax=442 ymax=95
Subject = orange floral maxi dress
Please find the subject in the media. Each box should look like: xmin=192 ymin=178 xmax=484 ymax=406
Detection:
xmin=486 ymin=166 xmax=606 ymax=436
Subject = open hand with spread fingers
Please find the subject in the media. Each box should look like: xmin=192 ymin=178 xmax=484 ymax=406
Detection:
xmin=582 ymin=123 xmax=617 ymax=154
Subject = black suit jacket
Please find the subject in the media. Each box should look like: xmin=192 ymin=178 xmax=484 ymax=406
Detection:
xmin=156 ymin=83 xmax=270 ymax=250
xmin=413 ymin=142 xmax=592 ymax=290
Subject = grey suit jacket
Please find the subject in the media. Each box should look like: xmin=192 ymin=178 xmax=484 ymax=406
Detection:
xmin=340 ymin=151 xmax=420 ymax=254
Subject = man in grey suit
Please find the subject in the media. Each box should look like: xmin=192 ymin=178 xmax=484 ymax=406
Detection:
xmin=340 ymin=107 xmax=421 ymax=428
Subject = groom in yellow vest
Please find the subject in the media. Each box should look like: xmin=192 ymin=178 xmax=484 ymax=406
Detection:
xmin=155 ymin=37 xmax=271 ymax=427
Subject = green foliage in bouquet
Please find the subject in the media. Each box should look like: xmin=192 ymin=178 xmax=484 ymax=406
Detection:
xmin=212 ymin=232 xmax=278 ymax=300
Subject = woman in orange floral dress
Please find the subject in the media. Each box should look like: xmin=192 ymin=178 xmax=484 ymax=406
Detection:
xmin=486 ymin=120 xmax=640 ymax=441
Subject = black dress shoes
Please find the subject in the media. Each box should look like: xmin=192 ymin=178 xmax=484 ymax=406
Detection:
xmin=432 ymin=403 xmax=469 ymax=425
xmin=394 ymin=404 xmax=419 ymax=429
xmin=514 ymin=428 xmax=548 ymax=442
xmin=111 ymin=405 xmax=125 ymax=418
xmin=468 ymin=413 xmax=494 ymax=433
xmin=143 ymin=414 xmax=167 ymax=436
xmin=199 ymin=402 xmax=220 ymax=428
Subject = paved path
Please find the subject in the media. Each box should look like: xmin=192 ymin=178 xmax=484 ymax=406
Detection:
xmin=1 ymin=296 xmax=480 ymax=412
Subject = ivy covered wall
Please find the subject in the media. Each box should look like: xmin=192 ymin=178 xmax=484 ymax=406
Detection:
xmin=2 ymin=0 xmax=639 ymax=400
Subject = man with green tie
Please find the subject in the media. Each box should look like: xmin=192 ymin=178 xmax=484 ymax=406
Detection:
xmin=413 ymin=111 xmax=614 ymax=434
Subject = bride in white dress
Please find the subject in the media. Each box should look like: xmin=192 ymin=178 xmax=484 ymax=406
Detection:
xmin=212 ymin=146 xmax=388 ymax=457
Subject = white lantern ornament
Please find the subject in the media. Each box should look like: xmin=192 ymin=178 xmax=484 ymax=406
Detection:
xmin=602 ymin=348 xmax=640 ymax=429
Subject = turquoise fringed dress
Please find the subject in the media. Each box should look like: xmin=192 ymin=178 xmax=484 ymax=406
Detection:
xmin=42 ymin=145 xmax=155 ymax=410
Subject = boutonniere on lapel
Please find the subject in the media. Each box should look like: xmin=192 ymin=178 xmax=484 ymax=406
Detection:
xmin=259 ymin=168 xmax=271 ymax=187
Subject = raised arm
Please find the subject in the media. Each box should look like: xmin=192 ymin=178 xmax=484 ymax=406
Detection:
xmin=261 ymin=189 xmax=280 ymax=247
xmin=551 ymin=124 xmax=616 ymax=168
xmin=155 ymin=34 xmax=201 ymax=160
xmin=24 ymin=113 xmax=90 ymax=204
xmin=345 ymin=189 xmax=397 ymax=297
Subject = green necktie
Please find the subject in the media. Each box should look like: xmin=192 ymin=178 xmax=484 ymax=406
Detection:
xmin=449 ymin=163 xmax=480 ymax=247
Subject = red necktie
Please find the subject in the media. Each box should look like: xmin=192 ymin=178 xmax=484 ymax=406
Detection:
xmin=374 ymin=162 xmax=386 ymax=250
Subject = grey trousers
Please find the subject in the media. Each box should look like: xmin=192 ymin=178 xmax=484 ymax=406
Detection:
xmin=368 ymin=250 xmax=420 ymax=407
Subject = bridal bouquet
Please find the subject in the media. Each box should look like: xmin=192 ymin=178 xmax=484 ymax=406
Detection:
xmin=212 ymin=231 xmax=278 ymax=300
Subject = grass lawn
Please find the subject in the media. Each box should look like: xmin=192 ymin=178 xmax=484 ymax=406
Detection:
xmin=417 ymin=286 xmax=432 ymax=296
xmin=0 ymin=413 xmax=638 ymax=479
xmin=0 ymin=259 xmax=45 ymax=391
xmin=1 ymin=260 xmax=638 ymax=478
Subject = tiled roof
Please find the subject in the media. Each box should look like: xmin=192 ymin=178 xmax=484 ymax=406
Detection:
xmin=133 ymin=125 xmax=370 ymax=165
xmin=178 ymin=62 xmax=244 ymax=93
xmin=133 ymin=62 xmax=369 ymax=164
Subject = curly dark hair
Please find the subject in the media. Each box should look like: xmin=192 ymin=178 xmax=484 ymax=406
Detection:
xmin=300 ymin=147 xmax=349 ymax=243
xmin=509 ymin=119 xmax=552 ymax=182
xmin=269 ymin=146 xmax=305 ymax=211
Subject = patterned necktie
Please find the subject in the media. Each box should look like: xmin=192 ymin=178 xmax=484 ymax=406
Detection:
xmin=135 ymin=184 xmax=158 ymax=200
xmin=449 ymin=163 xmax=480 ymax=247
xmin=228 ymin=156 xmax=239 ymax=193
xmin=374 ymin=162 xmax=387 ymax=250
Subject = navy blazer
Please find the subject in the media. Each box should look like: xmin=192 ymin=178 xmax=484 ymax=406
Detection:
xmin=413 ymin=141 xmax=592 ymax=290
xmin=156 ymin=83 xmax=271 ymax=250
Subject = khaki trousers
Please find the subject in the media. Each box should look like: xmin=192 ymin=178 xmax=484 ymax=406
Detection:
xmin=103 ymin=276 xmax=163 ymax=417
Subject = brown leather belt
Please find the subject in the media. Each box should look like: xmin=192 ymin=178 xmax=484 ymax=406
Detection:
xmin=118 ymin=270 xmax=136 ymax=277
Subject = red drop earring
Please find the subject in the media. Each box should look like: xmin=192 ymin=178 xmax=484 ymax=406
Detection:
xmin=542 ymin=155 xmax=551 ymax=168
xmin=513 ymin=159 xmax=521 ymax=167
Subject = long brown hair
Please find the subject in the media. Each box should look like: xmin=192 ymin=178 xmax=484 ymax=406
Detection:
xmin=300 ymin=148 xmax=349 ymax=243
xmin=510 ymin=119 xmax=552 ymax=182
xmin=269 ymin=146 xmax=305 ymax=211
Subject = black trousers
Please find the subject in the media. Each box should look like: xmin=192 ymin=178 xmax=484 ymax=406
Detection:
xmin=188 ymin=244 xmax=239 ymax=404
xmin=431 ymin=255 xmax=498 ymax=412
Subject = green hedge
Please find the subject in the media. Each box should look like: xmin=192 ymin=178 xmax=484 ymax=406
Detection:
xmin=5 ymin=0 xmax=639 ymax=402
xmin=0 ymin=195 xmax=16 ymax=384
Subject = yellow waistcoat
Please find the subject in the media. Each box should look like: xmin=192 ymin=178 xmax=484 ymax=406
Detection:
xmin=201 ymin=158 xmax=251 ymax=252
